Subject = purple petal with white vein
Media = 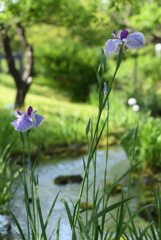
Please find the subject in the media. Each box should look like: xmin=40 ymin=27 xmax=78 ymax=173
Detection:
xmin=123 ymin=32 xmax=144 ymax=49
xmin=11 ymin=115 xmax=33 ymax=132
xmin=105 ymin=39 xmax=122 ymax=58
xmin=32 ymin=114 xmax=45 ymax=128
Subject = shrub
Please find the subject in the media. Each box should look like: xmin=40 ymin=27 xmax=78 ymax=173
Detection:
xmin=35 ymin=39 xmax=107 ymax=101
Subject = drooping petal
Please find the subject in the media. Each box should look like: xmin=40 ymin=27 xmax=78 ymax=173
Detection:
xmin=11 ymin=115 xmax=33 ymax=132
xmin=17 ymin=110 xmax=26 ymax=115
xmin=120 ymin=29 xmax=129 ymax=40
xmin=27 ymin=106 xmax=33 ymax=116
xmin=32 ymin=114 xmax=45 ymax=128
xmin=122 ymin=32 xmax=144 ymax=49
xmin=17 ymin=110 xmax=22 ymax=115
xmin=105 ymin=39 xmax=122 ymax=58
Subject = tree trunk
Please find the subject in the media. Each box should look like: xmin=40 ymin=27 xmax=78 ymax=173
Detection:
xmin=1 ymin=23 xmax=33 ymax=108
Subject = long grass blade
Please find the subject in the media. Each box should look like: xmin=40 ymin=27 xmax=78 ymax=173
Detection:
xmin=82 ymin=197 xmax=133 ymax=232
xmin=36 ymin=182 xmax=47 ymax=240
xmin=8 ymin=209 xmax=26 ymax=240
xmin=115 ymin=191 xmax=125 ymax=240
xmin=137 ymin=222 xmax=154 ymax=240
xmin=95 ymin=162 xmax=141 ymax=214
xmin=44 ymin=191 xmax=60 ymax=230
xmin=121 ymin=204 xmax=154 ymax=234
xmin=56 ymin=212 xmax=63 ymax=240
xmin=61 ymin=198 xmax=77 ymax=239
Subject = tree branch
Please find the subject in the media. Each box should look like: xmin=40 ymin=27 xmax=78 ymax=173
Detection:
xmin=0 ymin=24 xmax=22 ymax=89
xmin=16 ymin=23 xmax=34 ymax=81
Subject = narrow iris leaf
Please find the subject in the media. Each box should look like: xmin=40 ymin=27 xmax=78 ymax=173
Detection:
xmin=9 ymin=209 xmax=26 ymax=240
xmin=121 ymin=204 xmax=154 ymax=234
xmin=20 ymin=131 xmax=25 ymax=145
xmin=82 ymin=197 xmax=133 ymax=232
xmin=86 ymin=118 xmax=91 ymax=136
xmin=135 ymin=123 xmax=139 ymax=139
xmin=101 ymin=48 xmax=106 ymax=70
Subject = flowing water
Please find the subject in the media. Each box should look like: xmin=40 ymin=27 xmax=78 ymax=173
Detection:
xmin=9 ymin=146 xmax=146 ymax=239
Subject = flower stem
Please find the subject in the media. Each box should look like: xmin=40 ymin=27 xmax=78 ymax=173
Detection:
xmin=27 ymin=133 xmax=36 ymax=236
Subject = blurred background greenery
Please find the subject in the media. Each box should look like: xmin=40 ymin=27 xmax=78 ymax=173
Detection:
xmin=0 ymin=0 xmax=161 ymax=169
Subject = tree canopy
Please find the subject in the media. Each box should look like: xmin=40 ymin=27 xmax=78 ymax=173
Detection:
xmin=0 ymin=0 xmax=161 ymax=104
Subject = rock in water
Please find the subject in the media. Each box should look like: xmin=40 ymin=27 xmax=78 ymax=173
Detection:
xmin=54 ymin=174 xmax=83 ymax=185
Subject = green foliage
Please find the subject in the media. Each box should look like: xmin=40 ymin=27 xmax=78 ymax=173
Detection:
xmin=138 ymin=116 xmax=161 ymax=168
xmin=0 ymin=73 xmax=143 ymax=156
xmin=121 ymin=114 xmax=161 ymax=169
xmin=35 ymin=39 xmax=102 ymax=101
xmin=9 ymin=52 xmax=146 ymax=239
xmin=1 ymin=0 xmax=98 ymax=27
xmin=130 ymin=1 xmax=161 ymax=33
xmin=0 ymin=115 xmax=19 ymax=213
xmin=0 ymin=142 xmax=19 ymax=214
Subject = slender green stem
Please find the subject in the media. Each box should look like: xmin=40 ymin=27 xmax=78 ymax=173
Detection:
xmin=101 ymin=101 xmax=109 ymax=239
xmin=86 ymin=134 xmax=90 ymax=224
xmin=22 ymin=141 xmax=30 ymax=240
xmin=72 ymin=49 xmax=124 ymax=239
xmin=35 ymin=175 xmax=40 ymax=240
xmin=72 ymin=113 xmax=101 ymax=235
xmin=27 ymin=134 xmax=36 ymax=237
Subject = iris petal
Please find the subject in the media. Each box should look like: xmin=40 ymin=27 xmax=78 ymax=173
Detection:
xmin=123 ymin=32 xmax=144 ymax=49
xmin=32 ymin=114 xmax=45 ymax=128
xmin=120 ymin=29 xmax=129 ymax=40
xmin=11 ymin=115 xmax=33 ymax=132
xmin=32 ymin=110 xmax=37 ymax=114
xmin=17 ymin=110 xmax=26 ymax=115
xmin=105 ymin=39 xmax=122 ymax=58
xmin=111 ymin=30 xmax=117 ymax=38
xmin=27 ymin=106 xmax=33 ymax=116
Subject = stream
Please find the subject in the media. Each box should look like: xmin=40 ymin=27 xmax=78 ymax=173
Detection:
xmin=7 ymin=146 xmax=147 ymax=239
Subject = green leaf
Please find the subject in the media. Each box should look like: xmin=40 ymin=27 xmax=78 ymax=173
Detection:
xmin=137 ymin=222 xmax=154 ymax=240
xmin=61 ymin=198 xmax=73 ymax=228
xmin=36 ymin=183 xmax=47 ymax=240
xmin=20 ymin=132 xmax=25 ymax=145
xmin=86 ymin=118 xmax=91 ymax=136
xmin=78 ymin=215 xmax=91 ymax=240
xmin=121 ymin=204 xmax=154 ymax=234
xmin=126 ymin=204 xmax=138 ymax=238
xmin=56 ymin=212 xmax=63 ymax=240
xmin=146 ymin=209 xmax=157 ymax=240
xmin=60 ymin=198 xmax=77 ymax=240
xmin=8 ymin=209 xmax=26 ymax=240
xmin=44 ymin=191 xmax=60 ymax=230
xmin=31 ymin=146 xmax=42 ymax=176
xmin=95 ymin=162 xmax=141 ymax=213
xmin=135 ymin=123 xmax=139 ymax=139
xmin=115 ymin=191 xmax=125 ymax=240
xmin=82 ymin=197 xmax=133 ymax=232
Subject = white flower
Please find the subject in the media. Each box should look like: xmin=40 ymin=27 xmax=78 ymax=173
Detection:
xmin=132 ymin=104 xmax=140 ymax=112
xmin=128 ymin=98 xmax=137 ymax=105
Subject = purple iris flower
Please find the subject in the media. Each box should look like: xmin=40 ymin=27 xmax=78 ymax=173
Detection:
xmin=105 ymin=29 xmax=144 ymax=58
xmin=11 ymin=106 xmax=45 ymax=132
